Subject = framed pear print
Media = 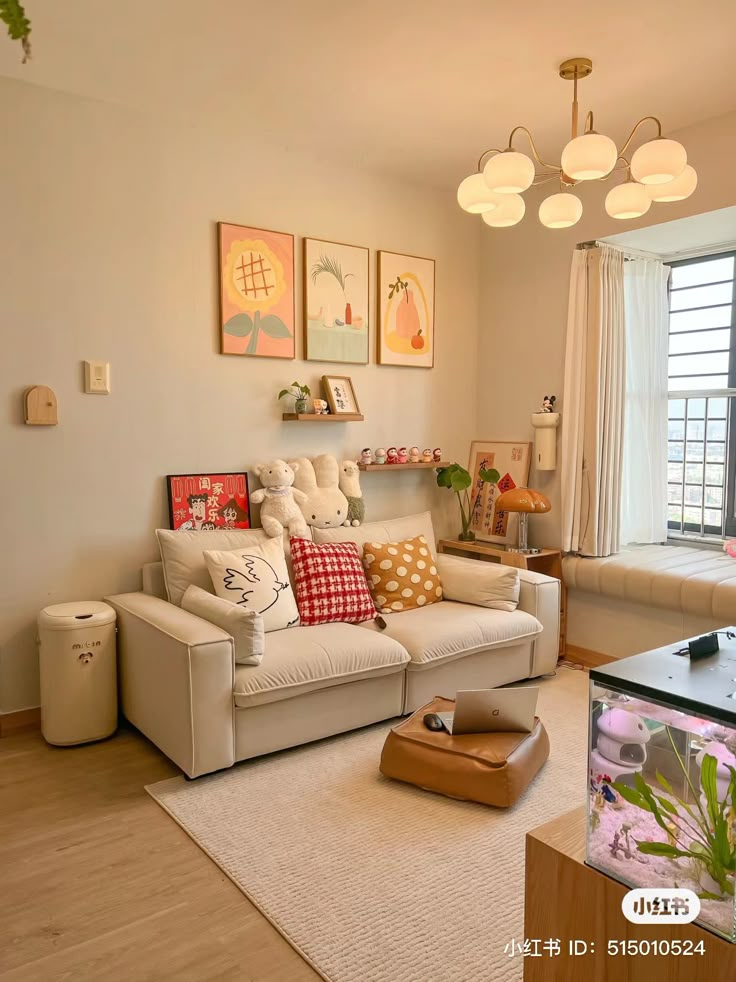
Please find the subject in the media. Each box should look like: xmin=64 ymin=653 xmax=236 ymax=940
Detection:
xmin=304 ymin=238 xmax=369 ymax=364
xmin=218 ymin=222 xmax=295 ymax=359
xmin=377 ymin=251 xmax=435 ymax=368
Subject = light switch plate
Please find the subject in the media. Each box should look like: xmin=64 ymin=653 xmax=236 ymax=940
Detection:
xmin=84 ymin=360 xmax=110 ymax=394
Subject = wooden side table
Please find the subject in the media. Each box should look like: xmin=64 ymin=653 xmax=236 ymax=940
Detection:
xmin=523 ymin=807 xmax=736 ymax=981
xmin=437 ymin=539 xmax=566 ymax=659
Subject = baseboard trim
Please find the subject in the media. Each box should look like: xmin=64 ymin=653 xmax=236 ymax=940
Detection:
xmin=0 ymin=707 xmax=41 ymax=737
xmin=565 ymin=644 xmax=617 ymax=668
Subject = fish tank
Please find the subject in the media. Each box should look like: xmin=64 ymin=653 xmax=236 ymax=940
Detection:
xmin=587 ymin=636 xmax=736 ymax=942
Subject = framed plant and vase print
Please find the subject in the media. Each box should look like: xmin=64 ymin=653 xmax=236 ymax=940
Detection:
xmin=304 ymin=238 xmax=369 ymax=364
xmin=377 ymin=251 xmax=435 ymax=368
xmin=218 ymin=222 xmax=295 ymax=359
xmin=467 ymin=441 xmax=532 ymax=545
xmin=166 ymin=472 xmax=251 ymax=531
xmin=321 ymin=375 xmax=360 ymax=415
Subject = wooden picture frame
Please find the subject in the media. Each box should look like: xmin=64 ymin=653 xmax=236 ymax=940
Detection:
xmin=321 ymin=375 xmax=360 ymax=415
xmin=166 ymin=472 xmax=251 ymax=531
xmin=377 ymin=250 xmax=435 ymax=368
xmin=303 ymin=237 xmax=369 ymax=364
xmin=467 ymin=441 xmax=532 ymax=544
xmin=218 ymin=222 xmax=295 ymax=360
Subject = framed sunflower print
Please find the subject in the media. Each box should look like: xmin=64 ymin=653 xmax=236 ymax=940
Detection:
xmin=218 ymin=222 xmax=295 ymax=359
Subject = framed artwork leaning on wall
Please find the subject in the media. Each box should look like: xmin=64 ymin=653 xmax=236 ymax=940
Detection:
xmin=467 ymin=441 xmax=532 ymax=545
xmin=321 ymin=375 xmax=360 ymax=415
xmin=167 ymin=472 xmax=251 ymax=531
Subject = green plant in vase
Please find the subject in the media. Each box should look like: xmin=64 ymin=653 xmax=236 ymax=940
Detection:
xmin=611 ymin=728 xmax=736 ymax=900
xmin=436 ymin=463 xmax=500 ymax=542
xmin=278 ymin=382 xmax=311 ymax=415
xmin=311 ymin=254 xmax=355 ymax=326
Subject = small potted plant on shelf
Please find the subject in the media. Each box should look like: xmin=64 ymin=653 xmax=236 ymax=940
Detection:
xmin=278 ymin=382 xmax=311 ymax=414
xmin=436 ymin=462 xmax=500 ymax=542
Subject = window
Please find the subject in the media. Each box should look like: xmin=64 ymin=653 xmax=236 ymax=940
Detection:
xmin=667 ymin=251 xmax=736 ymax=538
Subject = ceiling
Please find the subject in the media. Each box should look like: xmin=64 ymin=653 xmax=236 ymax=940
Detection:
xmin=604 ymin=206 xmax=736 ymax=258
xmin=2 ymin=0 xmax=736 ymax=188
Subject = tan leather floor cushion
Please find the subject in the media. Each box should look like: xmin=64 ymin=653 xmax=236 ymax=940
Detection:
xmin=380 ymin=696 xmax=549 ymax=807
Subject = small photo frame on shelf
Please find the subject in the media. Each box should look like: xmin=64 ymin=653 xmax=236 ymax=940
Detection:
xmin=166 ymin=472 xmax=251 ymax=531
xmin=322 ymin=375 xmax=360 ymax=415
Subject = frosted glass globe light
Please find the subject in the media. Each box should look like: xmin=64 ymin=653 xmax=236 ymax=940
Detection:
xmin=457 ymin=173 xmax=499 ymax=213
xmin=605 ymin=181 xmax=652 ymax=220
xmin=538 ymin=192 xmax=583 ymax=229
xmin=630 ymin=138 xmax=687 ymax=185
xmin=481 ymin=194 xmax=526 ymax=227
xmin=483 ymin=151 xmax=535 ymax=194
xmin=646 ymin=164 xmax=698 ymax=202
xmin=561 ymin=132 xmax=618 ymax=181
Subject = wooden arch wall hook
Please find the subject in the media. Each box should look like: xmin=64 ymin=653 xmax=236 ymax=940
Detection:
xmin=24 ymin=385 xmax=59 ymax=425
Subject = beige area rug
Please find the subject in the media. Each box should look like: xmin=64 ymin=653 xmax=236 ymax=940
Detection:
xmin=147 ymin=668 xmax=589 ymax=982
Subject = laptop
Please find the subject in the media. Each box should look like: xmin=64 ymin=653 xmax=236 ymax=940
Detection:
xmin=436 ymin=686 xmax=539 ymax=735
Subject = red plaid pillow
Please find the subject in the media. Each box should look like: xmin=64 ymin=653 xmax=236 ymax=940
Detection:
xmin=290 ymin=537 xmax=377 ymax=626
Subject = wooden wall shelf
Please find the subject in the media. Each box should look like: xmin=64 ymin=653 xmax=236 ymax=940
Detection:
xmin=282 ymin=413 xmax=364 ymax=422
xmin=359 ymin=460 xmax=448 ymax=471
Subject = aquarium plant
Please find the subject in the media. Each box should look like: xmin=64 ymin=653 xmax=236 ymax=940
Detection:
xmin=611 ymin=730 xmax=736 ymax=900
xmin=278 ymin=382 xmax=311 ymax=414
xmin=436 ymin=463 xmax=500 ymax=542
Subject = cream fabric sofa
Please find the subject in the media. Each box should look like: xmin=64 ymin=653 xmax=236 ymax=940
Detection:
xmin=107 ymin=512 xmax=560 ymax=778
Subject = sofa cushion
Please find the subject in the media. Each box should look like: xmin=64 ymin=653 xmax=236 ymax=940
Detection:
xmin=233 ymin=623 xmax=410 ymax=708
xmin=204 ymin=539 xmax=300 ymax=632
xmin=358 ymin=601 xmax=542 ymax=670
xmin=182 ymin=584 xmax=265 ymax=665
xmin=156 ymin=527 xmax=270 ymax=606
xmin=362 ymin=535 xmax=443 ymax=613
xmin=436 ymin=554 xmax=520 ymax=611
xmin=313 ymin=511 xmax=437 ymax=555
xmin=290 ymin=537 xmax=377 ymax=626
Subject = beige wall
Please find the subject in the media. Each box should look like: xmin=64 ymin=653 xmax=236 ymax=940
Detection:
xmin=477 ymin=110 xmax=736 ymax=548
xmin=1 ymin=78 xmax=480 ymax=712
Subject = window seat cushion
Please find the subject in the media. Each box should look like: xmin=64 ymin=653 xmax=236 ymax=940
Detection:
xmin=562 ymin=544 xmax=736 ymax=621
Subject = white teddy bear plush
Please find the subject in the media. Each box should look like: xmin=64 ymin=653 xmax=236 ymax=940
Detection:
xmin=339 ymin=460 xmax=365 ymax=527
xmin=250 ymin=459 xmax=309 ymax=539
xmin=289 ymin=455 xmax=349 ymax=529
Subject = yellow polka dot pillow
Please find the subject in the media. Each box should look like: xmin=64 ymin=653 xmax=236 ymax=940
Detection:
xmin=362 ymin=535 xmax=443 ymax=613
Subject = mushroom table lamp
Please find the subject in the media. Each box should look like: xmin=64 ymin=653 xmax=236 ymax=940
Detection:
xmin=495 ymin=487 xmax=551 ymax=555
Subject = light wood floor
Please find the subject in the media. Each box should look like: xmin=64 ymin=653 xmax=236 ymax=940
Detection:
xmin=1 ymin=725 xmax=320 ymax=981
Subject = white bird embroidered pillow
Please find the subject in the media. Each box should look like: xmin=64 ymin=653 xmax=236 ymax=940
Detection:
xmin=204 ymin=537 xmax=299 ymax=632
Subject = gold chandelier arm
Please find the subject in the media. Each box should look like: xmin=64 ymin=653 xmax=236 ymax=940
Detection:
xmin=618 ymin=116 xmax=663 ymax=157
xmin=584 ymin=110 xmax=594 ymax=133
xmin=476 ymin=148 xmax=503 ymax=171
xmin=532 ymin=173 xmax=561 ymax=187
xmin=507 ymin=126 xmax=560 ymax=170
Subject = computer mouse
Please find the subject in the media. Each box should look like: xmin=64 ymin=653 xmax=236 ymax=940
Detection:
xmin=423 ymin=713 xmax=445 ymax=732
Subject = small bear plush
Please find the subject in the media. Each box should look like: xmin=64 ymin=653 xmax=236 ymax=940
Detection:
xmin=339 ymin=460 xmax=365 ymax=527
xmin=250 ymin=459 xmax=309 ymax=539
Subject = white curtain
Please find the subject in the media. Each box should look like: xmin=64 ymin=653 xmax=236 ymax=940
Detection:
xmin=620 ymin=257 xmax=670 ymax=545
xmin=561 ymin=244 xmax=626 ymax=557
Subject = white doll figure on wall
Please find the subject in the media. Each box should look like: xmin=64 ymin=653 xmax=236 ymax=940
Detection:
xmin=339 ymin=460 xmax=365 ymax=526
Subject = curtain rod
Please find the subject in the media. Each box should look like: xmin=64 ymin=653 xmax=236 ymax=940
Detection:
xmin=575 ymin=239 xmax=661 ymax=260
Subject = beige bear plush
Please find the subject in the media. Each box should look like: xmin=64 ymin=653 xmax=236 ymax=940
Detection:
xmin=289 ymin=455 xmax=349 ymax=529
xmin=339 ymin=460 xmax=365 ymax=527
xmin=250 ymin=459 xmax=309 ymax=539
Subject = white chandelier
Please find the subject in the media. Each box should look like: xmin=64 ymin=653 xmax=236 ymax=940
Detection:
xmin=458 ymin=58 xmax=697 ymax=229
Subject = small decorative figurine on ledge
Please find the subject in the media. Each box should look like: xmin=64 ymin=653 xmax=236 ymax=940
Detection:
xmin=386 ymin=447 xmax=399 ymax=464
xmin=360 ymin=448 xmax=373 ymax=466
xmin=539 ymin=394 xmax=557 ymax=413
xmin=422 ymin=448 xmax=433 ymax=463
xmin=409 ymin=446 xmax=420 ymax=463
xmin=432 ymin=447 xmax=442 ymax=463
xmin=313 ymin=398 xmax=329 ymax=415
xmin=397 ymin=446 xmax=408 ymax=464
xmin=374 ymin=447 xmax=387 ymax=465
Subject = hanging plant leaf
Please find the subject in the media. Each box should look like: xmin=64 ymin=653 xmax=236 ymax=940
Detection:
xmin=0 ymin=0 xmax=31 ymax=61
xmin=224 ymin=313 xmax=254 ymax=338
xmin=259 ymin=315 xmax=292 ymax=339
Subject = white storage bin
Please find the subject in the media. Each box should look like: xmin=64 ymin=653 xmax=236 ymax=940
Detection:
xmin=38 ymin=601 xmax=117 ymax=746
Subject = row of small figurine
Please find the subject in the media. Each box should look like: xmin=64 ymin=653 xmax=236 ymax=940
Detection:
xmin=360 ymin=447 xmax=442 ymax=465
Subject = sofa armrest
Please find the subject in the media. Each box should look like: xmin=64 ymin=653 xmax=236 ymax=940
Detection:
xmin=517 ymin=570 xmax=560 ymax=677
xmin=106 ymin=592 xmax=235 ymax=778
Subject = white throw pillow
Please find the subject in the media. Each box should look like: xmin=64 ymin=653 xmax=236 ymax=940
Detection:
xmin=156 ymin=527 xmax=270 ymax=606
xmin=436 ymin=554 xmax=520 ymax=611
xmin=204 ymin=537 xmax=300 ymax=632
xmin=182 ymin=585 xmax=265 ymax=665
xmin=313 ymin=511 xmax=437 ymax=555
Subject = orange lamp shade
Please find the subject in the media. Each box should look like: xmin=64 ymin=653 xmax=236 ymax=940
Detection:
xmin=495 ymin=487 xmax=551 ymax=514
